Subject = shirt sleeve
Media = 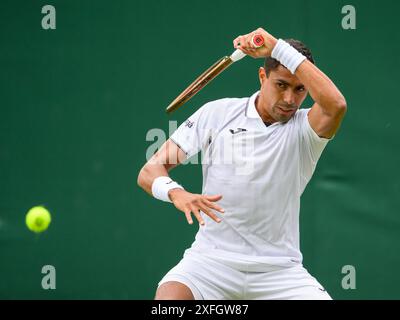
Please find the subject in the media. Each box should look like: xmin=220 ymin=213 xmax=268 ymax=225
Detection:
xmin=297 ymin=108 xmax=332 ymax=187
xmin=169 ymin=102 xmax=217 ymax=159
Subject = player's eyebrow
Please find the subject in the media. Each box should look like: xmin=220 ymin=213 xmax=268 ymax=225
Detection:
xmin=276 ymin=79 xmax=305 ymax=90
xmin=275 ymin=79 xmax=290 ymax=85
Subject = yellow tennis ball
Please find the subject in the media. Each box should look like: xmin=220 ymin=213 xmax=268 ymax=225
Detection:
xmin=26 ymin=206 xmax=51 ymax=233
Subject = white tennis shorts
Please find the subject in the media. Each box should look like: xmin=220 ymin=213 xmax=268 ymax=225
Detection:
xmin=158 ymin=250 xmax=332 ymax=300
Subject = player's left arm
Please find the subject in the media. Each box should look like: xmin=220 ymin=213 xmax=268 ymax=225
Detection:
xmin=294 ymin=60 xmax=347 ymax=139
xmin=234 ymin=27 xmax=347 ymax=139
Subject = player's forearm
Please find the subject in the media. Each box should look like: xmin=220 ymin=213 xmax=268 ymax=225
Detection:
xmin=137 ymin=164 xmax=170 ymax=196
xmin=138 ymin=139 xmax=184 ymax=196
xmin=295 ymin=60 xmax=347 ymax=115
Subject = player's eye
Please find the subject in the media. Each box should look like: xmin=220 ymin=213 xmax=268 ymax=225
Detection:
xmin=297 ymin=87 xmax=305 ymax=92
xmin=277 ymin=83 xmax=286 ymax=89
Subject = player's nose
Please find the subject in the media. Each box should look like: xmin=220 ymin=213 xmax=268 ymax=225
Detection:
xmin=283 ymin=90 xmax=295 ymax=105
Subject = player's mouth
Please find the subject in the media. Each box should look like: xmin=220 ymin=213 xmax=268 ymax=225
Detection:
xmin=277 ymin=106 xmax=295 ymax=115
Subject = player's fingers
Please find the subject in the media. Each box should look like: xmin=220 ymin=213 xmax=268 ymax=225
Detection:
xmin=242 ymin=48 xmax=258 ymax=58
xmin=190 ymin=206 xmax=205 ymax=226
xmin=198 ymin=202 xmax=221 ymax=223
xmin=248 ymin=35 xmax=258 ymax=50
xmin=237 ymin=44 xmax=252 ymax=55
xmin=237 ymin=34 xmax=251 ymax=49
xmin=202 ymin=199 xmax=225 ymax=213
xmin=204 ymin=194 xmax=223 ymax=202
xmin=236 ymin=35 xmax=246 ymax=47
xmin=245 ymin=35 xmax=253 ymax=49
xmin=236 ymin=33 xmax=262 ymax=50
xmin=233 ymin=37 xmax=241 ymax=48
xmin=183 ymin=208 xmax=193 ymax=225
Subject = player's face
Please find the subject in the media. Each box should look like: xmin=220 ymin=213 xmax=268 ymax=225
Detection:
xmin=258 ymin=65 xmax=308 ymax=123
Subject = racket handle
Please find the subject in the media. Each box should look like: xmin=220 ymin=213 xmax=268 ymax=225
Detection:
xmin=230 ymin=34 xmax=265 ymax=62
xmin=230 ymin=49 xmax=246 ymax=62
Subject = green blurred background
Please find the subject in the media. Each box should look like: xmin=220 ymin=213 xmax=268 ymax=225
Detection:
xmin=1 ymin=0 xmax=399 ymax=299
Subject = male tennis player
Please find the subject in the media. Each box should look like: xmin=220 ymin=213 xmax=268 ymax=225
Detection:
xmin=138 ymin=27 xmax=347 ymax=300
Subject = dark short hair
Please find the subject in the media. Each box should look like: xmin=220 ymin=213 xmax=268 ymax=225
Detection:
xmin=264 ymin=39 xmax=314 ymax=76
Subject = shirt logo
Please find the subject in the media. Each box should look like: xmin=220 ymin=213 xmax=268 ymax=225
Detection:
xmin=185 ymin=119 xmax=194 ymax=128
xmin=229 ymin=128 xmax=247 ymax=135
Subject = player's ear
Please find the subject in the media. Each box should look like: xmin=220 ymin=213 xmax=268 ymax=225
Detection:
xmin=259 ymin=67 xmax=267 ymax=85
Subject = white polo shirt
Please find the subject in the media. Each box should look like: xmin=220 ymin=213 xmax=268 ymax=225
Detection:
xmin=170 ymin=91 xmax=331 ymax=271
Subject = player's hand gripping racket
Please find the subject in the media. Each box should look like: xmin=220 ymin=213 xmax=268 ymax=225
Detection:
xmin=166 ymin=34 xmax=264 ymax=114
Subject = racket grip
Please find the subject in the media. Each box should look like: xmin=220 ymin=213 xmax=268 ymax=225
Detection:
xmin=230 ymin=49 xmax=246 ymax=62
xmin=230 ymin=34 xmax=265 ymax=62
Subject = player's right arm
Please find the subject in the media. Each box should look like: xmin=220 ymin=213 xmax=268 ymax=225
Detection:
xmin=137 ymin=139 xmax=224 ymax=225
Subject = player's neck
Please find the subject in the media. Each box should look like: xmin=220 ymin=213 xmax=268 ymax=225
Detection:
xmin=255 ymin=95 xmax=276 ymax=125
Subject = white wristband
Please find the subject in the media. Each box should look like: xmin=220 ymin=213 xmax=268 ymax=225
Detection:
xmin=151 ymin=176 xmax=184 ymax=203
xmin=271 ymin=39 xmax=307 ymax=74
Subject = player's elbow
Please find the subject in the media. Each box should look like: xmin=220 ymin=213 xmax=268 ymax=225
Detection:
xmin=337 ymin=99 xmax=347 ymax=119
xmin=331 ymin=95 xmax=347 ymax=118
xmin=337 ymin=96 xmax=347 ymax=112
xmin=137 ymin=165 xmax=148 ymax=190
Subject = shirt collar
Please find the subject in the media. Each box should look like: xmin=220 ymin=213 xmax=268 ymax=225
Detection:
xmin=246 ymin=91 xmax=261 ymax=119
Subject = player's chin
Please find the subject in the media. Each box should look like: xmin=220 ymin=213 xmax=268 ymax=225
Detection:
xmin=275 ymin=113 xmax=293 ymax=123
xmin=274 ymin=108 xmax=296 ymax=122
